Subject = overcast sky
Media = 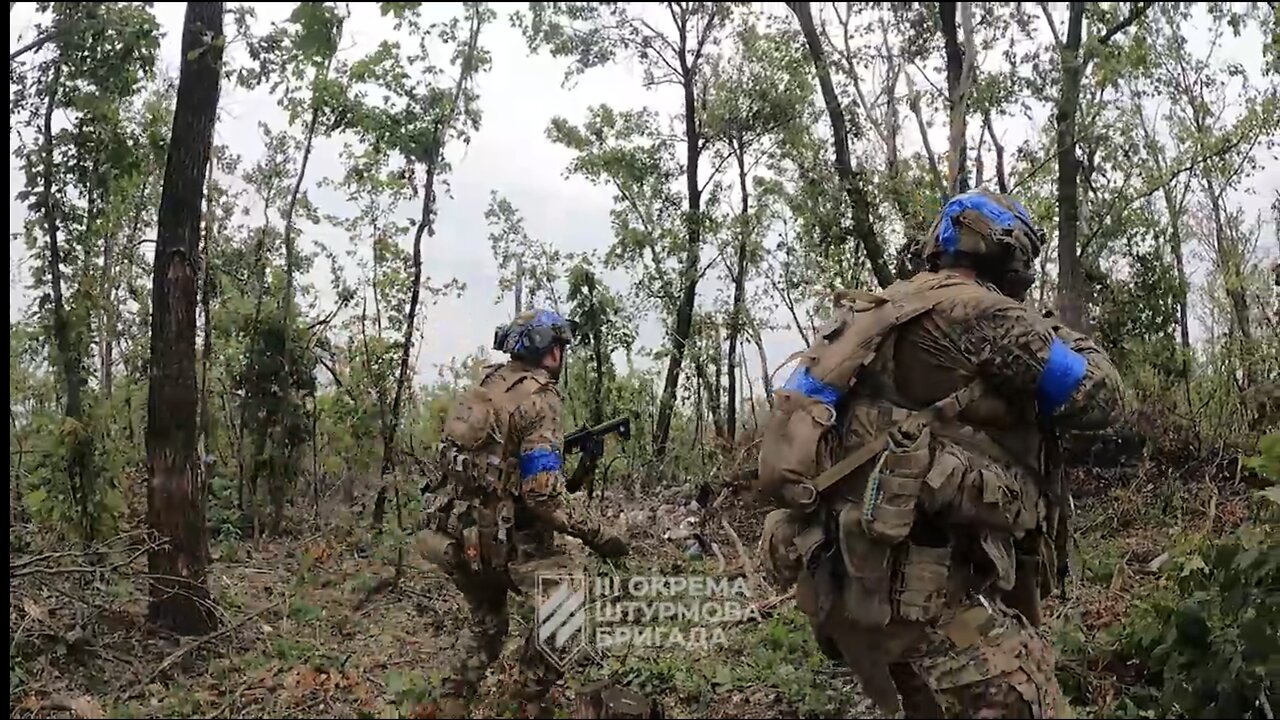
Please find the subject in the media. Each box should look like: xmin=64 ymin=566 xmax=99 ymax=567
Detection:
xmin=9 ymin=2 xmax=1277 ymax=396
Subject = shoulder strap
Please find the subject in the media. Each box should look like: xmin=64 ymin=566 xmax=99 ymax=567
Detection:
xmin=811 ymin=379 xmax=983 ymax=494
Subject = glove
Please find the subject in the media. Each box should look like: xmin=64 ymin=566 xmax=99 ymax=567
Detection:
xmin=591 ymin=533 xmax=630 ymax=559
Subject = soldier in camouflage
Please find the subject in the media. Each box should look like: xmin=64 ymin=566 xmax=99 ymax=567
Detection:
xmin=758 ymin=189 xmax=1123 ymax=718
xmin=422 ymin=308 xmax=629 ymax=718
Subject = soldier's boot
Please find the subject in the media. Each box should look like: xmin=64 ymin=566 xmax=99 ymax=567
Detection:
xmin=440 ymin=580 xmax=510 ymax=717
xmin=513 ymin=626 xmax=564 ymax=719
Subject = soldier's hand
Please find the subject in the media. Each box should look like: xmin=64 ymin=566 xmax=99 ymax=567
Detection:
xmin=592 ymin=533 xmax=630 ymax=559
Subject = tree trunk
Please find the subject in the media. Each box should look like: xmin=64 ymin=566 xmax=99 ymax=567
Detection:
xmin=41 ymin=57 xmax=99 ymax=543
xmin=940 ymin=2 xmax=970 ymax=194
xmin=146 ymin=0 xmax=223 ymax=636
xmin=270 ymin=59 xmax=331 ymax=535
xmin=514 ymin=255 xmax=524 ymax=315
xmin=200 ymin=155 xmax=216 ymax=479
xmin=101 ymin=227 xmax=116 ymax=401
xmin=591 ymin=327 xmax=605 ymax=427
xmin=372 ymin=9 xmax=484 ymax=526
xmin=751 ymin=319 xmax=773 ymax=409
xmin=709 ymin=323 xmax=725 ymax=441
xmin=725 ymin=143 xmax=750 ymax=444
xmin=653 ymin=31 xmax=706 ymax=458
xmin=787 ymin=0 xmax=894 ymax=289
xmin=1160 ymin=184 xmax=1192 ymax=352
xmin=1055 ymin=2 xmax=1086 ymax=330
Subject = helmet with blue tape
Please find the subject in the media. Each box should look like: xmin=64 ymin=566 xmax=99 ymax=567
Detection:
xmin=918 ymin=189 xmax=1045 ymax=298
xmin=493 ymin=308 xmax=578 ymax=361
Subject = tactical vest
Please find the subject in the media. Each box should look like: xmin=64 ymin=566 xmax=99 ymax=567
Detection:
xmin=425 ymin=362 xmax=553 ymax=573
xmin=756 ymin=272 xmax=1055 ymax=632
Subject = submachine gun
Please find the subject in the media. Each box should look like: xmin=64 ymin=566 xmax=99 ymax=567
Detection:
xmin=563 ymin=416 xmax=631 ymax=495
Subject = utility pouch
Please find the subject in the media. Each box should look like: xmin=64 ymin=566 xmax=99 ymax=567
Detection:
xmin=862 ymin=423 xmax=932 ymax=543
xmin=837 ymin=503 xmax=893 ymax=628
xmin=893 ymin=543 xmax=951 ymax=623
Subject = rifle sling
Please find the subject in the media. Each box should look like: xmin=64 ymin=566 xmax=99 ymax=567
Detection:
xmin=811 ymin=379 xmax=983 ymax=495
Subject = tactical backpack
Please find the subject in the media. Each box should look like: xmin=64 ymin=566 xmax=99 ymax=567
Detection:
xmin=756 ymin=272 xmax=987 ymax=509
xmin=429 ymin=362 xmax=554 ymax=573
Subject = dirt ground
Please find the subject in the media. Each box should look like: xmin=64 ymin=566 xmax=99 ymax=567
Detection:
xmin=8 ymin=487 xmax=870 ymax=719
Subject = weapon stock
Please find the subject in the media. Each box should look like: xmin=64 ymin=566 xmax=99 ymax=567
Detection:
xmin=564 ymin=416 xmax=632 ymax=456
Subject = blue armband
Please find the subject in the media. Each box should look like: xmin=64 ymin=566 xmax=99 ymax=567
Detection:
xmin=1038 ymin=338 xmax=1087 ymax=415
xmin=782 ymin=365 xmax=842 ymax=406
xmin=520 ymin=446 xmax=562 ymax=481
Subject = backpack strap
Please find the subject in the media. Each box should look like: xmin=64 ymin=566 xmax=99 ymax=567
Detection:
xmin=811 ymin=379 xmax=983 ymax=495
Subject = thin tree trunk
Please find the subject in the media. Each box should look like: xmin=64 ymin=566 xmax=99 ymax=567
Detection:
xmin=726 ymin=142 xmax=750 ymax=443
xmin=750 ymin=318 xmax=773 ymax=409
xmin=940 ymin=1 xmax=973 ymax=194
xmin=41 ymin=58 xmax=97 ymax=543
xmin=983 ymin=110 xmax=1009 ymax=193
xmin=101 ymin=228 xmax=116 ymax=401
xmin=908 ymin=80 xmax=947 ymax=205
xmin=146 ymin=0 xmax=223 ymax=636
xmin=1055 ymin=2 xmax=1087 ymax=330
xmin=654 ymin=13 xmax=708 ymax=458
xmin=514 ymin=255 xmax=524 ymax=315
xmin=787 ymin=0 xmax=894 ymax=289
xmin=709 ymin=323 xmax=724 ymax=441
xmin=372 ymin=8 xmax=485 ymax=526
xmin=200 ymin=155 xmax=216 ymax=477
xmin=591 ymin=326 xmax=605 ymax=427
xmin=271 ymin=52 xmax=334 ymax=535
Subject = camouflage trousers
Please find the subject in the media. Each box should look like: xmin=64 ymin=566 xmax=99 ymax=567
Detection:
xmin=441 ymin=564 xmax=564 ymax=716
xmin=889 ymin=597 xmax=1070 ymax=719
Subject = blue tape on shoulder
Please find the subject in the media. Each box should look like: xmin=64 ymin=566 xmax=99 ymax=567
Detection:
xmin=520 ymin=446 xmax=562 ymax=480
xmin=782 ymin=365 xmax=842 ymax=406
xmin=1038 ymin=338 xmax=1088 ymax=415
xmin=938 ymin=191 xmax=1035 ymax=252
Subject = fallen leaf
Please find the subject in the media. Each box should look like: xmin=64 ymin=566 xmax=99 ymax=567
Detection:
xmin=47 ymin=695 xmax=105 ymax=719
xmin=22 ymin=597 xmax=49 ymax=623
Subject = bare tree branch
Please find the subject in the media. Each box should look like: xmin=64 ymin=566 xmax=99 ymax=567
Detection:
xmin=1095 ymin=2 xmax=1155 ymax=48
xmin=1037 ymin=1 xmax=1063 ymax=47
xmin=983 ymin=110 xmax=1009 ymax=193
xmin=907 ymin=74 xmax=946 ymax=203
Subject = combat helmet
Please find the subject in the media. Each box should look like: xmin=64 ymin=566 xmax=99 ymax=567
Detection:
xmin=919 ymin=189 xmax=1046 ymax=299
xmin=493 ymin=308 xmax=578 ymax=362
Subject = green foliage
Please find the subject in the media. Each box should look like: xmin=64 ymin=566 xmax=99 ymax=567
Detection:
xmin=1105 ymin=525 xmax=1279 ymax=719
xmin=1244 ymin=433 xmax=1280 ymax=484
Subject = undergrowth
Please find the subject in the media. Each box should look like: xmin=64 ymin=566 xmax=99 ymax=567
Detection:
xmin=1058 ymin=432 xmax=1280 ymax=719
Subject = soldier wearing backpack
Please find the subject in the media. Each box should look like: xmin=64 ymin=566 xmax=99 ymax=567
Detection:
xmin=756 ymin=189 xmax=1123 ymax=718
xmin=423 ymin=308 xmax=629 ymax=718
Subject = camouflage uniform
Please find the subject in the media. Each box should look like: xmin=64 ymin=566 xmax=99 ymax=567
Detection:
xmin=758 ymin=190 xmax=1123 ymax=719
xmin=422 ymin=310 xmax=626 ymax=718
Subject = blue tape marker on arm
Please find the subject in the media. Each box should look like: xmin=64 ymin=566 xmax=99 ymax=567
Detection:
xmin=1038 ymin=338 xmax=1087 ymax=415
xmin=520 ymin=447 xmax=563 ymax=481
xmin=782 ymin=366 xmax=843 ymax=406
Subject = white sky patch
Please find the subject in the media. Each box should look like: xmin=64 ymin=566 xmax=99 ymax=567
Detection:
xmin=9 ymin=3 xmax=1277 ymax=396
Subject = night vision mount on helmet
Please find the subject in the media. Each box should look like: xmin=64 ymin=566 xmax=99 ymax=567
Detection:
xmin=493 ymin=309 xmax=578 ymax=361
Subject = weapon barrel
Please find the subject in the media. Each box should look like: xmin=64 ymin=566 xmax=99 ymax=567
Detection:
xmin=564 ymin=416 xmax=632 ymax=454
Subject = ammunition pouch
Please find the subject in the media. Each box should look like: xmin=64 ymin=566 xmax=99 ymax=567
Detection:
xmin=837 ymin=502 xmax=893 ymax=627
xmin=861 ymin=422 xmax=932 ymax=543
xmin=759 ymin=508 xmax=825 ymax=591
xmin=893 ymin=543 xmax=951 ymax=623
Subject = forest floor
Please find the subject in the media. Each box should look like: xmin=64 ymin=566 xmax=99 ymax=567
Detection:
xmin=8 ymin=426 xmax=1263 ymax=720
